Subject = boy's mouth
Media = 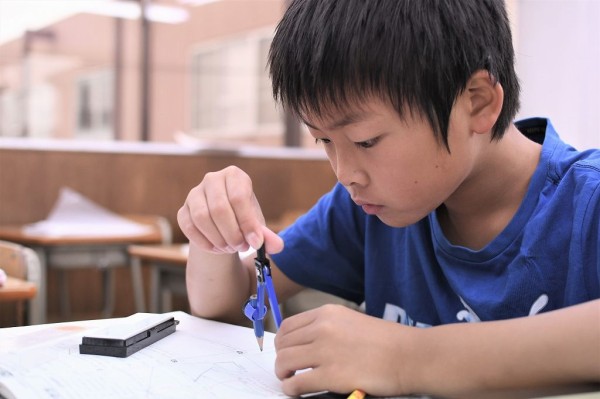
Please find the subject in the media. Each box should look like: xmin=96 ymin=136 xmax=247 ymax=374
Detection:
xmin=353 ymin=198 xmax=383 ymax=215
xmin=360 ymin=204 xmax=383 ymax=215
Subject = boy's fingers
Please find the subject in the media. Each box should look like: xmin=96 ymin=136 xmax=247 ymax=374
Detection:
xmin=178 ymin=166 xmax=274 ymax=254
xmin=185 ymin=184 xmax=237 ymax=252
xmin=177 ymin=205 xmax=213 ymax=252
xmin=224 ymin=173 xmax=266 ymax=249
xmin=262 ymin=226 xmax=284 ymax=254
xmin=277 ymin=307 xmax=320 ymax=335
xmin=204 ymin=177 xmax=247 ymax=251
xmin=274 ymin=345 xmax=316 ymax=381
xmin=281 ymin=367 xmax=327 ymax=398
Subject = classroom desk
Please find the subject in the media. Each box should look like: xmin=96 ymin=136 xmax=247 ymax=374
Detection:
xmin=127 ymin=244 xmax=188 ymax=313
xmin=0 ymin=224 xmax=163 ymax=325
xmin=127 ymin=244 xmax=267 ymax=314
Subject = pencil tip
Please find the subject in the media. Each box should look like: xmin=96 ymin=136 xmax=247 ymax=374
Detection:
xmin=257 ymin=337 xmax=264 ymax=351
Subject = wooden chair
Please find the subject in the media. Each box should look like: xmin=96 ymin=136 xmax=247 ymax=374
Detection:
xmin=0 ymin=240 xmax=41 ymax=326
xmin=50 ymin=214 xmax=172 ymax=319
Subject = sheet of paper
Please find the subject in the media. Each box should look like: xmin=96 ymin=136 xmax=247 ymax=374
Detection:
xmin=0 ymin=312 xmax=287 ymax=399
xmin=22 ymin=187 xmax=152 ymax=238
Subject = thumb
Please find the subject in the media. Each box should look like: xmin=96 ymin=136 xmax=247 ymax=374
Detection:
xmin=261 ymin=225 xmax=284 ymax=254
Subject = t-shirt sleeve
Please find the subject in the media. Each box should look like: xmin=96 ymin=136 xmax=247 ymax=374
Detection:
xmin=271 ymin=183 xmax=366 ymax=304
xmin=583 ymin=177 xmax=600 ymax=297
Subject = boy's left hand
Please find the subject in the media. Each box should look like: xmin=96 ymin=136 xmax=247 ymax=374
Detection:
xmin=274 ymin=304 xmax=414 ymax=396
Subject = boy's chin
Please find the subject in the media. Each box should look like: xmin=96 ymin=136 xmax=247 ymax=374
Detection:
xmin=376 ymin=213 xmax=421 ymax=228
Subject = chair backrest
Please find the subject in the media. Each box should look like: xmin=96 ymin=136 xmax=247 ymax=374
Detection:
xmin=0 ymin=240 xmax=41 ymax=285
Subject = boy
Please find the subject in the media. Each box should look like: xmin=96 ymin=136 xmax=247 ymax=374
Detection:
xmin=178 ymin=0 xmax=600 ymax=396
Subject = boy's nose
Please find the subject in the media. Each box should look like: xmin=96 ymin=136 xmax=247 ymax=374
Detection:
xmin=335 ymin=151 xmax=363 ymax=187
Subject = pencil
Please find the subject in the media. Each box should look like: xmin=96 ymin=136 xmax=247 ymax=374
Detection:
xmin=346 ymin=389 xmax=366 ymax=399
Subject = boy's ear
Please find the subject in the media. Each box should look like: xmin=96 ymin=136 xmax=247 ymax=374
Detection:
xmin=465 ymin=70 xmax=504 ymax=134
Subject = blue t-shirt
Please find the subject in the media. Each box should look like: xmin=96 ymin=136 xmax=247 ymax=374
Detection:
xmin=272 ymin=118 xmax=600 ymax=326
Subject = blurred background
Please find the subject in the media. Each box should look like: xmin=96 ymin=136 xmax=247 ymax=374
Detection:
xmin=0 ymin=0 xmax=310 ymax=147
xmin=0 ymin=0 xmax=598 ymax=149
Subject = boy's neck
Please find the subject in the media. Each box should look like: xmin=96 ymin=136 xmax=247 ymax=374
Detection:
xmin=437 ymin=124 xmax=542 ymax=250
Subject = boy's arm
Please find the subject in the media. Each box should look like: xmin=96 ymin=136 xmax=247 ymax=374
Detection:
xmin=185 ymin=244 xmax=254 ymax=325
xmin=275 ymin=300 xmax=600 ymax=397
xmin=415 ymin=299 xmax=600 ymax=396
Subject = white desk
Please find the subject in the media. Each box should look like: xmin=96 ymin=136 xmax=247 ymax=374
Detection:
xmin=0 ymin=311 xmax=285 ymax=399
xmin=1 ymin=314 xmax=598 ymax=399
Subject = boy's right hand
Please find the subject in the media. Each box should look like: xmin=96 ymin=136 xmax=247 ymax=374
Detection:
xmin=177 ymin=166 xmax=284 ymax=255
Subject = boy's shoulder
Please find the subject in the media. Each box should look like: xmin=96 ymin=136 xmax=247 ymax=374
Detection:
xmin=518 ymin=117 xmax=600 ymax=179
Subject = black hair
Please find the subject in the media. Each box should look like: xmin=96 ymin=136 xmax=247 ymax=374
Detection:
xmin=268 ymin=0 xmax=520 ymax=149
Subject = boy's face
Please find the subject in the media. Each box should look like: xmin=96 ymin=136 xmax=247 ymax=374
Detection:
xmin=302 ymin=98 xmax=479 ymax=227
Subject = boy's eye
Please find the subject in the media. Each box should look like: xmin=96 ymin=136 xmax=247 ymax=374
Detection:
xmin=355 ymin=137 xmax=380 ymax=149
xmin=315 ymin=138 xmax=331 ymax=145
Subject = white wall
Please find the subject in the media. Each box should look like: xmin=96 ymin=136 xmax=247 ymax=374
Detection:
xmin=515 ymin=0 xmax=600 ymax=150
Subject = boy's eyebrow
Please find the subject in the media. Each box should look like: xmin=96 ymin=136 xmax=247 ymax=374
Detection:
xmin=301 ymin=111 xmax=368 ymax=131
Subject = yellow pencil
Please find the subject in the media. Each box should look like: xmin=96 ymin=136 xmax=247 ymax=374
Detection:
xmin=346 ymin=389 xmax=366 ymax=399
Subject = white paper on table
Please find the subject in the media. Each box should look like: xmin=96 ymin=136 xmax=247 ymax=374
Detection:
xmin=0 ymin=311 xmax=288 ymax=399
xmin=22 ymin=187 xmax=152 ymax=238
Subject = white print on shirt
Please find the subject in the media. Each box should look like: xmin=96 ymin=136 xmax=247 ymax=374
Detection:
xmin=456 ymin=296 xmax=481 ymax=323
xmin=528 ymin=294 xmax=549 ymax=316
xmin=382 ymin=303 xmax=432 ymax=327
xmin=382 ymin=294 xmax=549 ymax=326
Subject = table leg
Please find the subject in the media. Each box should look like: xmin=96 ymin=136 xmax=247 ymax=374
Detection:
xmin=29 ymin=247 xmax=47 ymax=325
xmin=161 ymin=288 xmax=172 ymax=313
xmin=58 ymin=269 xmax=71 ymax=320
xmin=130 ymin=257 xmax=146 ymax=313
xmin=16 ymin=301 xmax=24 ymax=326
xmin=102 ymin=268 xmax=116 ymax=318
xmin=149 ymin=263 xmax=161 ymax=313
